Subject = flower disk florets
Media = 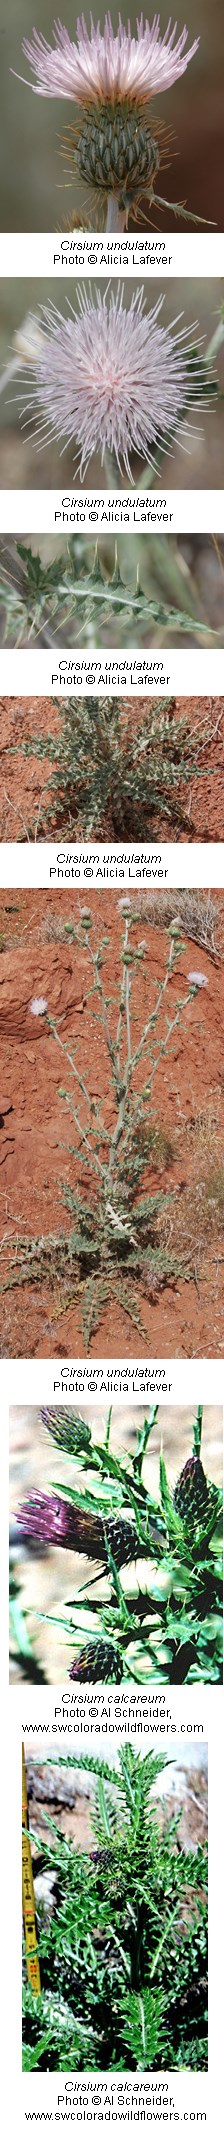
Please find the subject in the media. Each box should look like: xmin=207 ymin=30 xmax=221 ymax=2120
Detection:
xmin=17 ymin=1492 xmax=78 ymax=1547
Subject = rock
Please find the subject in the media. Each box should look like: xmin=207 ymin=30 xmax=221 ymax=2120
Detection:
xmin=27 ymin=1760 xmax=91 ymax=1807
xmin=0 ymin=943 xmax=86 ymax=1040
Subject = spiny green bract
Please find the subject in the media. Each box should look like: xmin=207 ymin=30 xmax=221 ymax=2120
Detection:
xmin=77 ymin=104 xmax=159 ymax=198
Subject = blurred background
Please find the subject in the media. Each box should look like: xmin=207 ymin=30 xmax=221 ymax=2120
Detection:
xmin=1 ymin=1 xmax=224 ymax=230
xmin=0 ymin=277 xmax=224 ymax=489
xmin=10 ymin=1401 xmax=222 ymax=1682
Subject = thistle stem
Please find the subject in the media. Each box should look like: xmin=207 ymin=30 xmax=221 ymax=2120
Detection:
xmin=106 ymin=195 xmax=126 ymax=231
xmin=104 ymin=447 xmax=123 ymax=490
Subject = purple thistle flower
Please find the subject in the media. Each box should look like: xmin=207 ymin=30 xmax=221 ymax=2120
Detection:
xmin=16 ymin=1497 xmax=142 ymax=1565
xmin=16 ymin=1492 xmax=78 ymax=1548
xmin=187 ymin=970 xmax=208 ymax=989
xmin=15 ymin=287 xmax=206 ymax=479
xmin=20 ymin=15 xmax=199 ymax=106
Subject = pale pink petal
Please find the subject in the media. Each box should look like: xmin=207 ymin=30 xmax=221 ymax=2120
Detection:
xmin=21 ymin=14 xmax=200 ymax=103
xmin=14 ymin=286 xmax=206 ymax=479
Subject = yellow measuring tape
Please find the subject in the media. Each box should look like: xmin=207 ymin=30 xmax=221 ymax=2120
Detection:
xmin=22 ymin=1743 xmax=41 ymax=1997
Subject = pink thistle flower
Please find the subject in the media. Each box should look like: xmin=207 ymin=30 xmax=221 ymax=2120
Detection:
xmin=20 ymin=14 xmax=199 ymax=106
xmin=187 ymin=970 xmax=208 ymax=988
xmin=15 ymin=287 xmax=206 ymax=479
xmin=16 ymin=1492 xmax=78 ymax=1548
xmin=29 ymin=996 xmax=48 ymax=1016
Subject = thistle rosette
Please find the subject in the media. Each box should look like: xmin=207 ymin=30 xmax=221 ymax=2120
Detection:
xmin=16 ymin=15 xmax=200 ymax=228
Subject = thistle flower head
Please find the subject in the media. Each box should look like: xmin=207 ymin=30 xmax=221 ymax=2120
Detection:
xmin=187 ymin=970 xmax=208 ymax=989
xmin=16 ymin=286 xmax=206 ymax=479
xmin=69 ymin=1639 xmax=123 ymax=1680
xmin=21 ymin=15 xmax=199 ymax=106
xmin=16 ymin=1492 xmax=78 ymax=1548
xmin=174 ymin=1456 xmax=209 ymax=1529
xmin=41 ymin=1404 xmax=92 ymax=1456
xmin=30 ymin=996 xmax=48 ymax=1016
xmin=16 ymin=1491 xmax=137 ymax=1565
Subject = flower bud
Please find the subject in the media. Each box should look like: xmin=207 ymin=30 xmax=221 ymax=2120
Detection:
xmin=69 ymin=1639 xmax=122 ymax=1681
xmin=174 ymin=1455 xmax=209 ymax=1529
xmin=41 ymin=1406 xmax=92 ymax=1457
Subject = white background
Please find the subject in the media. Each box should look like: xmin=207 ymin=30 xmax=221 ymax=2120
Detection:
xmin=1 ymin=490 xmax=224 ymax=534
xmin=0 ymin=839 xmax=223 ymax=887
xmin=0 ymin=648 xmax=224 ymax=692
xmin=0 ymin=231 xmax=223 ymax=276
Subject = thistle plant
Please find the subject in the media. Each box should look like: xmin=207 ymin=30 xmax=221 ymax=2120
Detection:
xmin=16 ymin=14 xmax=206 ymax=231
xmin=0 ymin=535 xmax=218 ymax=648
xmin=20 ymin=693 xmax=213 ymax=842
xmin=8 ymin=905 xmax=201 ymax=1348
xmin=6 ymin=287 xmax=215 ymax=484
xmin=22 ymin=1743 xmax=208 ymax=2070
xmin=16 ymin=1403 xmax=222 ymax=1689
xmin=4 ymin=904 xmax=220 ymax=1340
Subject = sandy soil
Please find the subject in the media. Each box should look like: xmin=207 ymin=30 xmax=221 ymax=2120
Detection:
xmin=1 ymin=887 xmax=224 ymax=1359
xmin=0 ymin=696 xmax=224 ymax=843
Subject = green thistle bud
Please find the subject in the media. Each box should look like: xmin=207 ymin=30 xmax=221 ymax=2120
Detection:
xmin=41 ymin=1406 xmax=92 ymax=1458
xmin=75 ymin=103 xmax=159 ymax=208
